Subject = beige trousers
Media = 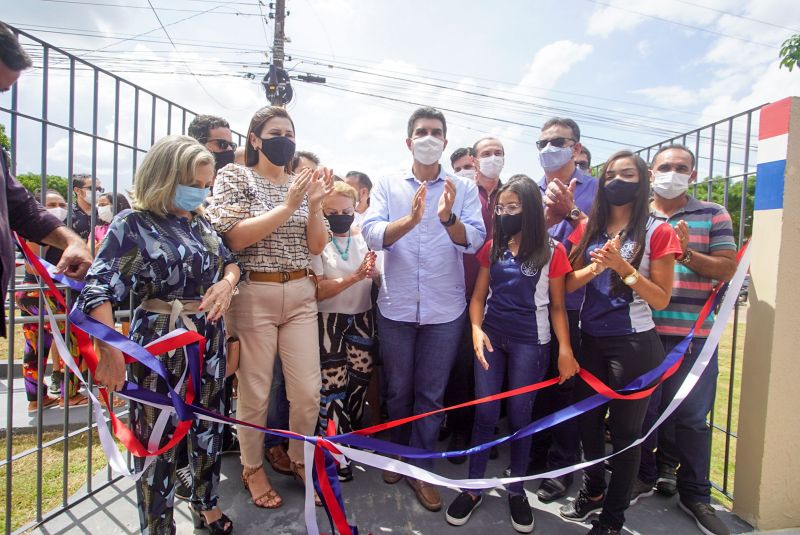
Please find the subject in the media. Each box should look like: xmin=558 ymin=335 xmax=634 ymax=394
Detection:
xmin=225 ymin=275 xmax=321 ymax=467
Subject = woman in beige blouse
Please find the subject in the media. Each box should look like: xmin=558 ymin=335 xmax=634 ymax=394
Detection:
xmin=207 ymin=106 xmax=331 ymax=509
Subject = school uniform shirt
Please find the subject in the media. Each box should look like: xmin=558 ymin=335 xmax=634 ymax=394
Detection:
xmin=476 ymin=239 xmax=572 ymax=344
xmin=568 ymin=218 xmax=682 ymax=337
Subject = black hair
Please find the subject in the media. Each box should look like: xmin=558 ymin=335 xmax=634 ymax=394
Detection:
xmin=490 ymin=175 xmax=551 ymax=270
xmin=290 ymin=150 xmax=320 ymax=172
xmin=650 ymin=144 xmax=696 ymax=169
xmin=187 ymin=114 xmax=230 ymax=142
xmin=0 ymin=23 xmax=32 ymax=71
xmin=71 ymin=173 xmax=94 ymax=189
xmin=345 ymin=170 xmax=372 ymax=191
xmin=569 ymin=150 xmax=652 ymax=296
xmin=245 ymin=106 xmax=295 ymax=169
xmin=407 ymin=107 xmax=447 ymax=138
xmin=449 ymin=147 xmax=474 ymax=166
xmin=579 ymin=146 xmax=592 ymax=166
xmin=541 ymin=117 xmax=581 ymax=142
xmin=99 ymin=192 xmax=131 ymax=213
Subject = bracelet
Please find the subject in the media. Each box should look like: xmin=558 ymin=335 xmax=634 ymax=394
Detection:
xmin=220 ymin=278 xmax=235 ymax=292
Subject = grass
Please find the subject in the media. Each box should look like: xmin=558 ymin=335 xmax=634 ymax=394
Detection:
xmin=709 ymin=315 xmax=746 ymax=509
xmin=0 ymin=429 xmax=110 ymax=532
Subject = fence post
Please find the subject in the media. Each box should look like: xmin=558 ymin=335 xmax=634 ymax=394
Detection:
xmin=733 ymin=96 xmax=800 ymax=530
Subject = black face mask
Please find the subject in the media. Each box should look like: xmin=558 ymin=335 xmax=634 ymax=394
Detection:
xmin=500 ymin=213 xmax=523 ymax=237
xmin=258 ymin=136 xmax=296 ymax=167
xmin=604 ymin=179 xmax=640 ymax=206
xmin=214 ymin=150 xmax=235 ymax=172
xmin=326 ymin=214 xmax=355 ymax=234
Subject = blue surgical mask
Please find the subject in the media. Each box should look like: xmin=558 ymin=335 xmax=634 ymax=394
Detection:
xmin=539 ymin=144 xmax=574 ymax=172
xmin=174 ymin=184 xmax=210 ymax=212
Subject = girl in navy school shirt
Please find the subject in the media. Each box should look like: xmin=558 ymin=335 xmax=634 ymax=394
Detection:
xmin=560 ymin=151 xmax=681 ymax=535
xmin=445 ymin=175 xmax=580 ymax=533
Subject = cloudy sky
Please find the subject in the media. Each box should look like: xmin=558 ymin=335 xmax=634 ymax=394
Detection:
xmin=2 ymin=0 xmax=800 ymax=195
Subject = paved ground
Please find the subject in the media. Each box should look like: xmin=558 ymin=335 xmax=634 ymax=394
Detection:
xmin=28 ymin=444 xmax=761 ymax=535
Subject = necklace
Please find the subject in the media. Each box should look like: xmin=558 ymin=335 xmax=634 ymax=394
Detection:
xmin=331 ymin=231 xmax=352 ymax=260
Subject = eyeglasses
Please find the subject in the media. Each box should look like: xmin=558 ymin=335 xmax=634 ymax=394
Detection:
xmin=575 ymin=161 xmax=590 ymax=170
xmin=205 ymin=139 xmax=238 ymax=151
xmin=536 ymin=137 xmax=575 ymax=150
xmin=495 ymin=202 xmax=522 ymax=215
xmin=80 ymin=186 xmax=105 ymax=193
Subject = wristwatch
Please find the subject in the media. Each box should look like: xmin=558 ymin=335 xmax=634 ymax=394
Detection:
xmin=622 ymin=269 xmax=640 ymax=286
xmin=440 ymin=212 xmax=457 ymax=227
xmin=565 ymin=206 xmax=582 ymax=221
xmin=678 ymin=249 xmax=693 ymax=265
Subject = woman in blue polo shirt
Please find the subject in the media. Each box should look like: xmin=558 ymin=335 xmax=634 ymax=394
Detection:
xmin=560 ymin=151 xmax=681 ymax=535
xmin=445 ymin=176 xmax=578 ymax=533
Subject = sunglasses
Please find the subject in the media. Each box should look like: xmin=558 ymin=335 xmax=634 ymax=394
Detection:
xmin=575 ymin=161 xmax=590 ymax=170
xmin=536 ymin=137 xmax=575 ymax=150
xmin=206 ymin=139 xmax=238 ymax=151
xmin=80 ymin=186 xmax=105 ymax=193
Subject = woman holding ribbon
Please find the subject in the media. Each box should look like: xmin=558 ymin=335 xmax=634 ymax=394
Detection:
xmin=559 ymin=151 xmax=681 ymax=535
xmin=311 ymin=180 xmax=377 ymax=481
xmin=206 ymin=105 xmax=331 ymax=509
xmin=77 ymin=135 xmax=240 ymax=535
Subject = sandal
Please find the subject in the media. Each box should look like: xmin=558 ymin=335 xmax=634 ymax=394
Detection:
xmin=28 ymin=395 xmax=59 ymax=413
xmin=59 ymin=392 xmax=89 ymax=408
xmin=241 ymin=465 xmax=282 ymax=509
xmin=291 ymin=461 xmax=323 ymax=507
xmin=266 ymin=444 xmax=293 ymax=475
xmin=189 ymin=504 xmax=233 ymax=535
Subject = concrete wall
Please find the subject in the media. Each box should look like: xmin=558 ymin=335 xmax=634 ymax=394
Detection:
xmin=734 ymin=97 xmax=800 ymax=530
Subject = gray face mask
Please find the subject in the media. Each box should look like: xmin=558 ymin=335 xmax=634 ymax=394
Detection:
xmin=539 ymin=145 xmax=574 ymax=172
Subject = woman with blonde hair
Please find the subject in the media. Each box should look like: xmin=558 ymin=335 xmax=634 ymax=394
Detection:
xmin=77 ymin=134 xmax=240 ymax=535
xmin=207 ymin=106 xmax=331 ymax=508
xmin=312 ymin=181 xmax=377 ymax=481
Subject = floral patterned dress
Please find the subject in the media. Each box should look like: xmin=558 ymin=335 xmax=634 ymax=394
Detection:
xmin=76 ymin=209 xmax=238 ymax=535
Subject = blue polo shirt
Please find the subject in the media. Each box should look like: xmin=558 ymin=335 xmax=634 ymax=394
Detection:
xmin=538 ymin=169 xmax=598 ymax=311
xmin=476 ymin=239 xmax=572 ymax=344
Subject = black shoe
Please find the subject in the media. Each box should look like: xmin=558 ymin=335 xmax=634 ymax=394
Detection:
xmin=679 ymin=499 xmax=731 ymax=535
xmin=337 ymin=462 xmax=353 ymax=482
xmin=438 ymin=422 xmax=451 ymax=442
xmin=445 ymin=492 xmax=482 ymax=526
xmin=537 ymin=475 xmax=572 ymax=503
xmin=586 ymin=520 xmax=621 ymax=535
xmin=656 ymin=464 xmax=678 ymax=496
xmin=174 ymin=464 xmax=192 ymax=501
xmin=508 ymin=494 xmax=534 ymax=533
xmin=629 ymin=478 xmax=654 ymax=505
xmin=446 ymin=433 xmax=468 ymax=465
xmin=560 ymin=489 xmax=604 ymax=522
xmin=189 ymin=504 xmax=233 ymax=535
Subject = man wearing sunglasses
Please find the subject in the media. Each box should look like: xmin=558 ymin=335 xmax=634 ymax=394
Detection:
xmin=188 ymin=114 xmax=237 ymax=174
xmin=532 ymin=117 xmax=598 ymax=503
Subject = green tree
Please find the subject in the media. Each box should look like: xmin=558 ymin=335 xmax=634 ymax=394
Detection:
xmin=16 ymin=172 xmax=70 ymax=200
xmin=0 ymin=124 xmax=9 ymax=151
xmin=779 ymin=34 xmax=800 ymax=72
xmin=704 ymin=177 xmax=755 ymax=241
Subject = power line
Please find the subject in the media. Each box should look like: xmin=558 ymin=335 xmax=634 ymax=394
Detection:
xmin=39 ymin=0 xmax=261 ymax=16
xmin=668 ymin=0 xmax=800 ymax=34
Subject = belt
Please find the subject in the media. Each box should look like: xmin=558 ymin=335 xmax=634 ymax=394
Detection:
xmin=249 ymin=268 xmax=312 ymax=283
xmin=140 ymin=298 xmax=201 ymax=333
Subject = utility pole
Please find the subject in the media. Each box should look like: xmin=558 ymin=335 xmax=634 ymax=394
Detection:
xmin=263 ymin=0 xmax=293 ymax=106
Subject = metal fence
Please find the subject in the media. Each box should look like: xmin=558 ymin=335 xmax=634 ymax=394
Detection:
xmin=632 ymin=106 xmax=761 ymax=501
xmin=0 ymin=25 xmax=241 ymax=534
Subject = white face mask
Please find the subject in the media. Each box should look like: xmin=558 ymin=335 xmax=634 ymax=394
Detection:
xmin=97 ymin=204 xmax=114 ymax=223
xmin=412 ymin=135 xmax=445 ymax=165
xmin=652 ymin=171 xmax=691 ymax=199
xmin=47 ymin=207 xmax=67 ymax=221
xmin=83 ymin=190 xmax=94 ymax=204
xmin=538 ymin=144 xmax=574 ymax=172
xmin=455 ymin=168 xmax=476 ymax=180
xmin=478 ymin=155 xmax=504 ymax=179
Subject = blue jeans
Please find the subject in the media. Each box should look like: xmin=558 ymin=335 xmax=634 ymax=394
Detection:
xmin=639 ymin=335 xmax=718 ymax=503
xmin=264 ymin=357 xmax=290 ymax=448
xmin=377 ymin=308 xmax=465 ymax=470
xmin=468 ymin=330 xmax=549 ymax=495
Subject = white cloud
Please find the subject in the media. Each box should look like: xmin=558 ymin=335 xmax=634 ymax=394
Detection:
xmin=514 ymin=41 xmax=593 ymax=93
xmin=632 ymin=85 xmax=696 ymax=108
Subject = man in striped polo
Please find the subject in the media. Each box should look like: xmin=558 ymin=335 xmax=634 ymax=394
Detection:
xmin=632 ymin=144 xmax=737 ymax=535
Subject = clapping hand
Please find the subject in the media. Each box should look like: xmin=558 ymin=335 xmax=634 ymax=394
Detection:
xmin=409 ymin=182 xmax=427 ymax=226
xmin=437 ymin=177 xmax=457 ymax=223
xmin=589 ymin=234 xmax=629 ymax=275
xmin=285 ymin=168 xmax=313 ymax=211
xmin=308 ymin=167 xmax=335 ymax=208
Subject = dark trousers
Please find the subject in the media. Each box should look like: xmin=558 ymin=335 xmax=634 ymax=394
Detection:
xmin=639 ymin=335 xmax=718 ymax=503
xmin=377 ymin=308 xmax=465 ymax=470
xmin=577 ymin=329 xmax=665 ymax=530
xmin=530 ymin=308 xmax=582 ymax=470
xmin=264 ymin=357 xmax=290 ymax=448
xmin=468 ymin=331 xmax=549 ymax=495
xmin=442 ymin=310 xmax=475 ymax=439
